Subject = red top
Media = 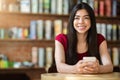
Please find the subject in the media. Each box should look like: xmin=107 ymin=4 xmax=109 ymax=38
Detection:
xmin=55 ymin=34 xmax=105 ymax=60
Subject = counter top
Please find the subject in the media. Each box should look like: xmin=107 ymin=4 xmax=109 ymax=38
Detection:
xmin=41 ymin=72 xmax=120 ymax=80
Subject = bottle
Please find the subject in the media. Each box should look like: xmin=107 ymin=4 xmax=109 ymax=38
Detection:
xmin=0 ymin=54 xmax=8 ymax=68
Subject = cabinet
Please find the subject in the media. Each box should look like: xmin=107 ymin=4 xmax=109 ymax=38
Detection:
xmin=0 ymin=0 xmax=119 ymax=79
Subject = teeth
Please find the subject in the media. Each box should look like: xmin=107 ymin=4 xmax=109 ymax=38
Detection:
xmin=79 ymin=26 xmax=84 ymax=27
xmin=78 ymin=25 xmax=85 ymax=27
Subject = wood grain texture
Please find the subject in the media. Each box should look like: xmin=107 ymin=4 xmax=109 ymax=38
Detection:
xmin=41 ymin=72 xmax=120 ymax=80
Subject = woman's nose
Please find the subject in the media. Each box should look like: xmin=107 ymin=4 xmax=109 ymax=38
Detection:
xmin=78 ymin=18 xmax=84 ymax=23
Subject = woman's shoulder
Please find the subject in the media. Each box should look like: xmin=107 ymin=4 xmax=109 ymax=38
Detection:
xmin=97 ymin=34 xmax=105 ymax=40
xmin=97 ymin=33 xmax=106 ymax=46
xmin=55 ymin=33 xmax=67 ymax=40
xmin=55 ymin=34 xmax=67 ymax=49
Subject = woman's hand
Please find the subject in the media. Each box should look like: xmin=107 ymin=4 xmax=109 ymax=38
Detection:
xmin=75 ymin=59 xmax=100 ymax=74
xmin=82 ymin=59 xmax=100 ymax=73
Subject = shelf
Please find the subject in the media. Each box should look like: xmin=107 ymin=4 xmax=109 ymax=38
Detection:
xmin=1 ymin=11 xmax=120 ymax=19
xmin=0 ymin=11 xmax=69 ymax=16
xmin=96 ymin=16 xmax=120 ymax=20
xmin=0 ymin=39 xmax=55 ymax=47
xmin=96 ymin=16 xmax=120 ymax=23
xmin=0 ymin=39 xmax=54 ymax=42
xmin=1 ymin=11 xmax=120 ymax=20
xmin=0 ymin=39 xmax=119 ymax=47
xmin=107 ymin=40 xmax=120 ymax=47
xmin=0 ymin=67 xmax=46 ymax=72
xmin=0 ymin=11 xmax=69 ymax=20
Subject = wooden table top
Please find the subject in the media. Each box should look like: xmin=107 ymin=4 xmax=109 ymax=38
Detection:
xmin=41 ymin=72 xmax=120 ymax=80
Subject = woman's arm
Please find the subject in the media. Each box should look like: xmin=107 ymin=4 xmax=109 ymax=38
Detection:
xmin=55 ymin=40 xmax=77 ymax=73
xmin=99 ymin=40 xmax=113 ymax=73
xmin=83 ymin=40 xmax=113 ymax=73
xmin=55 ymin=40 xmax=86 ymax=73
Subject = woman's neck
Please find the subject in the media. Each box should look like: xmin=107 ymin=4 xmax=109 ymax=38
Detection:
xmin=77 ymin=33 xmax=87 ymax=43
xmin=77 ymin=33 xmax=88 ymax=53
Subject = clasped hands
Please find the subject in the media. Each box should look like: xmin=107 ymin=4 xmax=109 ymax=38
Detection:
xmin=75 ymin=59 xmax=100 ymax=74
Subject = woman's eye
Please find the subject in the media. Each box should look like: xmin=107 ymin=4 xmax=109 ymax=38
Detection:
xmin=84 ymin=17 xmax=90 ymax=19
xmin=74 ymin=17 xmax=79 ymax=19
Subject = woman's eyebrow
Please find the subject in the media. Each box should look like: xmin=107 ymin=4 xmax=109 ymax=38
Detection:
xmin=75 ymin=15 xmax=89 ymax=17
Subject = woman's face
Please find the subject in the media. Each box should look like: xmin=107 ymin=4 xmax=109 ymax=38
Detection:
xmin=73 ymin=9 xmax=91 ymax=34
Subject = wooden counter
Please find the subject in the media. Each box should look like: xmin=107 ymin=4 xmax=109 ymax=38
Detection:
xmin=41 ymin=72 xmax=120 ymax=80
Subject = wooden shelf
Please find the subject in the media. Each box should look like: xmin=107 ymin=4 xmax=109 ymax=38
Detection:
xmin=1 ymin=12 xmax=120 ymax=22
xmin=0 ymin=39 xmax=55 ymax=47
xmin=107 ymin=41 xmax=120 ymax=47
xmin=0 ymin=11 xmax=69 ymax=17
xmin=96 ymin=16 xmax=120 ymax=23
xmin=0 ymin=39 xmax=54 ymax=41
xmin=0 ymin=39 xmax=119 ymax=47
xmin=96 ymin=16 xmax=120 ymax=20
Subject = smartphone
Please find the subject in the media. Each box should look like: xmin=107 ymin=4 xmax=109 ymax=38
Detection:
xmin=83 ymin=57 xmax=96 ymax=62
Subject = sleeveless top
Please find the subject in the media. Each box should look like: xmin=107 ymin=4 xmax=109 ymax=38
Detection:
xmin=55 ymin=33 xmax=105 ymax=60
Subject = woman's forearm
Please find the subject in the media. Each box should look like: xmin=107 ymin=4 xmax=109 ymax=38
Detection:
xmin=56 ymin=62 xmax=113 ymax=74
xmin=99 ymin=64 xmax=113 ymax=73
xmin=56 ymin=63 xmax=78 ymax=73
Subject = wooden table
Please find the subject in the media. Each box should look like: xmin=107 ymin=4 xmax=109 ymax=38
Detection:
xmin=41 ymin=72 xmax=120 ymax=80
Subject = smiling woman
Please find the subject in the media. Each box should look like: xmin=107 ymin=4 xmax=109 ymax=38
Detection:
xmin=73 ymin=9 xmax=91 ymax=34
xmin=49 ymin=2 xmax=113 ymax=74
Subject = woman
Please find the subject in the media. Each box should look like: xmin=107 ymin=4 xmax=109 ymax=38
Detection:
xmin=54 ymin=2 xmax=113 ymax=73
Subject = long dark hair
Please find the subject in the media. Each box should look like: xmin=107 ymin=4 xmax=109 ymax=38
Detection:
xmin=66 ymin=2 xmax=101 ymax=65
